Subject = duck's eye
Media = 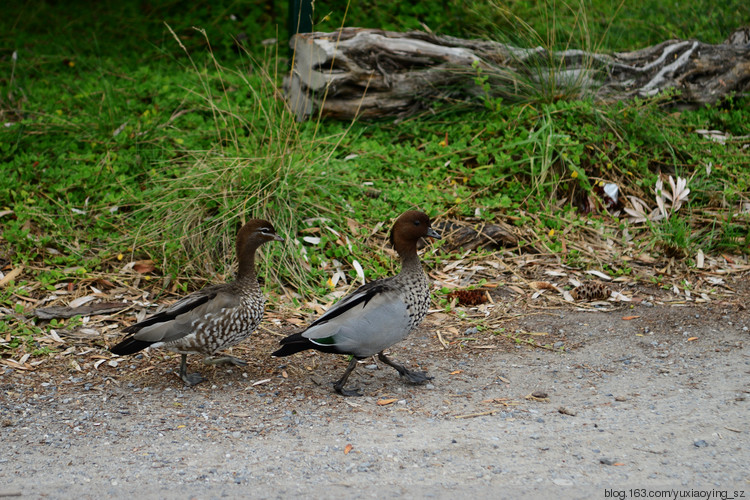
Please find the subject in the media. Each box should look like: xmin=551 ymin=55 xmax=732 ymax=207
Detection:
xmin=414 ymin=220 xmax=421 ymax=226
xmin=259 ymin=227 xmax=271 ymax=234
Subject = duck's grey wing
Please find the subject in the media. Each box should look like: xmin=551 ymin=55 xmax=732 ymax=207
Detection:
xmin=122 ymin=283 xmax=228 ymax=333
xmin=302 ymin=282 xmax=411 ymax=358
xmin=306 ymin=280 xmax=389 ymax=329
xmin=111 ymin=285 xmax=236 ymax=355
xmin=128 ymin=290 xmax=238 ymax=344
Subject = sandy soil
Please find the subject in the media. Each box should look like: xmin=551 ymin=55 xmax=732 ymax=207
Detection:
xmin=2 ymin=283 xmax=749 ymax=499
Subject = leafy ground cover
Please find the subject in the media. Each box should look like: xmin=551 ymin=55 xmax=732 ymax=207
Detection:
xmin=1 ymin=0 xmax=748 ymax=362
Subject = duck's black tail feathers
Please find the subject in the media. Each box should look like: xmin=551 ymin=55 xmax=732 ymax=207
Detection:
xmin=110 ymin=337 xmax=153 ymax=356
xmin=271 ymin=332 xmax=315 ymax=357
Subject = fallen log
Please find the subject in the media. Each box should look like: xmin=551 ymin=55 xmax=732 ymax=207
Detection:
xmin=286 ymin=27 xmax=750 ymax=121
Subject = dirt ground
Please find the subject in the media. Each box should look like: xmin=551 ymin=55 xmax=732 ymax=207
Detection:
xmin=1 ymin=277 xmax=749 ymax=499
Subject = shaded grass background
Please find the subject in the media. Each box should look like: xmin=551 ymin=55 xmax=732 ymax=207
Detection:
xmin=1 ymin=0 xmax=748 ymax=318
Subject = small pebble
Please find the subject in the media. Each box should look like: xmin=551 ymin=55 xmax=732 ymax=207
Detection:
xmin=694 ymin=440 xmax=708 ymax=448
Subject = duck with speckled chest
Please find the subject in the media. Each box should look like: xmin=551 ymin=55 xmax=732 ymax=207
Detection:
xmin=110 ymin=219 xmax=284 ymax=385
xmin=273 ymin=210 xmax=441 ymax=396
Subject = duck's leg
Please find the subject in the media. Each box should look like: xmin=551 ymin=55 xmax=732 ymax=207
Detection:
xmin=204 ymin=355 xmax=247 ymax=367
xmin=178 ymin=354 xmax=204 ymax=386
xmin=333 ymin=358 xmax=362 ymax=397
xmin=378 ymin=352 xmax=433 ymax=384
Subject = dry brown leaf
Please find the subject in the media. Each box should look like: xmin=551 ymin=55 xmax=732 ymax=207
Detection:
xmin=0 ymin=359 xmax=34 ymax=371
xmin=345 ymin=218 xmax=360 ymax=235
xmin=133 ymin=260 xmax=156 ymax=273
xmin=687 ymin=337 xmax=698 ymax=341
xmin=0 ymin=267 xmax=24 ymax=288
xmin=377 ymin=398 xmax=397 ymax=406
xmin=450 ymin=370 xmax=463 ymax=375
xmin=530 ymin=281 xmax=557 ymax=291
xmin=344 ymin=443 xmax=353 ymax=455
xmin=621 ymin=315 xmax=640 ymax=320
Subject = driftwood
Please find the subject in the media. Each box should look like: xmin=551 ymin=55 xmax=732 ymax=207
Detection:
xmin=286 ymin=27 xmax=750 ymax=120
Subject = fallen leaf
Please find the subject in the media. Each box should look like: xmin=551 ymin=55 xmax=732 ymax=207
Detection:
xmin=545 ymin=270 xmax=568 ymax=277
xmin=586 ymin=270 xmax=612 ymax=281
xmin=0 ymin=267 xmax=24 ymax=287
xmin=69 ymin=295 xmax=96 ymax=309
xmin=621 ymin=315 xmax=640 ymax=320
xmin=0 ymin=359 xmax=34 ymax=371
xmin=377 ymin=398 xmax=397 ymax=406
xmin=687 ymin=337 xmax=698 ymax=341
xmin=133 ymin=260 xmax=156 ymax=273
xmin=610 ymin=291 xmax=632 ymax=302
xmin=450 ymin=370 xmax=463 ymax=375
xmin=344 ymin=443 xmax=353 ymax=455
xmin=352 ymin=259 xmax=365 ymax=285
xmin=530 ymin=281 xmax=558 ymax=291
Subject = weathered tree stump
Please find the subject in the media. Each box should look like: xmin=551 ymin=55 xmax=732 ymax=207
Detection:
xmin=286 ymin=27 xmax=750 ymax=121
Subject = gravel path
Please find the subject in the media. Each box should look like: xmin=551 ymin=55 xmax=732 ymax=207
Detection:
xmin=2 ymin=301 xmax=749 ymax=499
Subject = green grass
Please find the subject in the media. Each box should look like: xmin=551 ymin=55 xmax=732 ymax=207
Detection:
xmin=1 ymin=0 xmax=749 ymax=358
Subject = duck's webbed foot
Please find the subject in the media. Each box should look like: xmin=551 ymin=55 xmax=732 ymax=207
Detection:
xmin=378 ymin=352 xmax=433 ymax=384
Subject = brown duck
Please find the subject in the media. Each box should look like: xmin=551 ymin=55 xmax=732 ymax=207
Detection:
xmin=273 ymin=210 xmax=440 ymax=396
xmin=111 ymin=219 xmax=283 ymax=385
